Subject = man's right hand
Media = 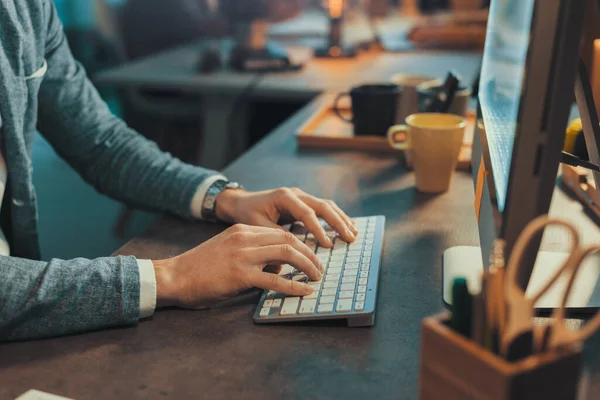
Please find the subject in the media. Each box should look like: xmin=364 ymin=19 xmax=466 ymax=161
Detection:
xmin=152 ymin=224 xmax=324 ymax=309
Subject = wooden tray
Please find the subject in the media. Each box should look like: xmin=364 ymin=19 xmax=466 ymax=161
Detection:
xmin=296 ymin=95 xmax=475 ymax=170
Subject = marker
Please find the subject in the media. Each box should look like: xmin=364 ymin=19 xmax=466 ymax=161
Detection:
xmin=451 ymin=277 xmax=473 ymax=338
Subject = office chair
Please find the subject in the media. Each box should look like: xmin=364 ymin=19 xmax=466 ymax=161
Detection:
xmin=96 ymin=0 xmax=215 ymax=237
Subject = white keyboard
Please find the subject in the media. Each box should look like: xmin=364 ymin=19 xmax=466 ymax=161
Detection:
xmin=253 ymin=216 xmax=385 ymax=327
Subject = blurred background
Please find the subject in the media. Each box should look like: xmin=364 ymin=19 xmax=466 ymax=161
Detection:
xmin=38 ymin=0 xmax=488 ymax=260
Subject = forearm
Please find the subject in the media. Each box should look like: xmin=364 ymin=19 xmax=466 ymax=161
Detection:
xmin=0 ymin=255 xmax=141 ymax=342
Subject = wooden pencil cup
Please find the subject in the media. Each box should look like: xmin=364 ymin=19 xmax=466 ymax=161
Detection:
xmin=418 ymin=313 xmax=583 ymax=400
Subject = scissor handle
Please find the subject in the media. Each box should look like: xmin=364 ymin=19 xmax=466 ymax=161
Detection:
xmin=546 ymin=245 xmax=600 ymax=349
xmin=504 ymin=216 xmax=580 ymax=303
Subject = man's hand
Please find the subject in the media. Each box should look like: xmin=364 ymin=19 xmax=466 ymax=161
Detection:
xmin=214 ymin=187 xmax=358 ymax=248
xmin=153 ymin=224 xmax=324 ymax=309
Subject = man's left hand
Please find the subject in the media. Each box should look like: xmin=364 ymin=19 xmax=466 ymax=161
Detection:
xmin=215 ymin=187 xmax=358 ymax=248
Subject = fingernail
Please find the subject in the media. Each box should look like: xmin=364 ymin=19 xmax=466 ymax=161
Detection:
xmin=302 ymin=284 xmax=313 ymax=294
xmin=317 ymin=270 xmax=323 ymax=279
xmin=326 ymin=237 xmax=333 ymax=247
xmin=346 ymin=229 xmax=355 ymax=240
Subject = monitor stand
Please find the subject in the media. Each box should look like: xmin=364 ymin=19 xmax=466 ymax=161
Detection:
xmin=442 ymin=60 xmax=600 ymax=315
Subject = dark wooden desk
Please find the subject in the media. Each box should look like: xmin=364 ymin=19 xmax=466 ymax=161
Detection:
xmin=2 ymin=97 xmax=600 ymax=399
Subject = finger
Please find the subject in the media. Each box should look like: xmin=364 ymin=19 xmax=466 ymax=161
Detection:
xmin=290 ymin=188 xmax=357 ymax=236
xmin=249 ymin=271 xmax=313 ymax=297
xmin=275 ymin=190 xmax=332 ymax=248
xmin=328 ymin=201 xmax=359 ymax=235
xmin=247 ymin=230 xmax=324 ymax=273
xmin=300 ymin=196 xmax=355 ymax=243
xmin=252 ymin=216 xmax=289 ymax=232
xmin=245 ymin=244 xmax=322 ymax=281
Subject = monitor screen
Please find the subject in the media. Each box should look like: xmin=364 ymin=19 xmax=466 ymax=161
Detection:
xmin=479 ymin=0 xmax=535 ymax=212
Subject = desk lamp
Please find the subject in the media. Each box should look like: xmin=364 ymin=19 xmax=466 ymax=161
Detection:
xmin=219 ymin=0 xmax=304 ymax=72
xmin=315 ymin=0 xmax=357 ymax=58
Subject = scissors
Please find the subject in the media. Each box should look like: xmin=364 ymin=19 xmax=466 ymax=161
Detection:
xmin=501 ymin=216 xmax=581 ymax=361
xmin=535 ymin=244 xmax=600 ymax=352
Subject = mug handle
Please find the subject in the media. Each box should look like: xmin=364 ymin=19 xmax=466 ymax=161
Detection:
xmin=387 ymin=125 xmax=410 ymax=150
xmin=333 ymin=92 xmax=353 ymax=123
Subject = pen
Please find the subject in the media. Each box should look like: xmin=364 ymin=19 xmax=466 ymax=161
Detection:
xmin=451 ymin=277 xmax=473 ymax=338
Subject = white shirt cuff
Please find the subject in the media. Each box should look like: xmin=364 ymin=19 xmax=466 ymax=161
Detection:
xmin=190 ymin=174 xmax=228 ymax=219
xmin=137 ymin=259 xmax=157 ymax=319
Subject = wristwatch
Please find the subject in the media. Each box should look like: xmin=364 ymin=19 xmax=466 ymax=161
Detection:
xmin=201 ymin=180 xmax=243 ymax=222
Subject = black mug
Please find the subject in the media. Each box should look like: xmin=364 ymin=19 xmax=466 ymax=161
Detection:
xmin=333 ymin=84 xmax=403 ymax=136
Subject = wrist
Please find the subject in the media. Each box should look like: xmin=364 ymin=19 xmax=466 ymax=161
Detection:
xmin=215 ymin=188 xmax=245 ymax=224
xmin=153 ymin=258 xmax=179 ymax=308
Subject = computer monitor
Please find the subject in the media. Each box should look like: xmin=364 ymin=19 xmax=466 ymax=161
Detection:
xmin=442 ymin=0 xmax=593 ymax=310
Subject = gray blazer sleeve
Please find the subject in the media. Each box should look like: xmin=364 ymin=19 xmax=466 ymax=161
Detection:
xmin=0 ymin=255 xmax=140 ymax=342
xmin=37 ymin=1 xmax=216 ymax=220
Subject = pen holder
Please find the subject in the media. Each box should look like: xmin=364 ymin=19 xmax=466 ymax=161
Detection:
xmin=418 ymin=313 xmax=583 ymax=400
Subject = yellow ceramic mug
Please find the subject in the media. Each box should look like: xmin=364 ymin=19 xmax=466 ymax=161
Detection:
xmin=387 ymin=113 xmax=466 ymax=193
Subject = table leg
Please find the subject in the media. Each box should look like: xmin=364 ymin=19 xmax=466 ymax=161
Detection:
xmin=199 ymin=95 xmax=249 ymax=170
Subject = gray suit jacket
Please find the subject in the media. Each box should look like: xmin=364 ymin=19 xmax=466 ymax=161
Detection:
xmin=0 ymin=0 xmax=215 ymax=341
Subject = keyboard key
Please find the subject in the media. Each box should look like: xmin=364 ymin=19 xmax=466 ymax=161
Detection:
xmin=322 ymin=287 xmax=337 ymax=296
xmin=364 ymin=250 xmax=372 ymax=257
xmin=358 ymin=286 xmax=367 ymax=293
xmin=263 ymin=300 xmax=273 ymax=307
xmin=280 ymin=297 xmax=300 ymax=315
xmin=260 ymin=307 xmax=270 ymax=317
xmin=325 ymin=274 xmax=340 ymax=282
xmin=318 ymin=303 xmax=334 ymax=313
xmin=340 ymin=283 xmax=355 ymax=291
xmin=303 ymin=291 xmax=319 ymax=299
xmin=333 ymin=240 xmax=347 ymax=250
xmin=319 ymin=295 xmax=335 ymax=304
xmin=280 ymin=264 xmax=294 ymax=275
xmin=328 ymin=260 xmax=344 ymax=268
xmin=317 ymin=247 xmax=331 ymax=255
xmin=309 ymin=281 xmax=322 ymax=289
xmin=347 ymin=250 xmax=362 ymax=257
xmin=345 ymin=263 xmax=359 ymax=270
xmin=359 ymin=278 xmax=368 ymax=285
xmin=266 ymin=291 xmax=276 ymax=299
xmin=328 ymin=267 xmax=342 ymax=275
xmin=336 ymin=299 xmax=352 ymax=312
xmin=323 ymin=281 xmax=338 ymax=288
xmin=293 ymin=275 xmax=308 ymax=283
xmin=361 ymin=266 xmax=369 ymax=272
xmin=339 ymin=291 xmax=354 ymax=299
xmin=360 ymin=271 xmax=369 ymax=278
xmin=342 ymin=276 xmax=356 ymax=284
xmin=364 ymin=246 xmax=373 ymax=252
xmin=272 ymin=299 xmax=282 ymax=308
xmin=355 ymin=293 xmax=366 ymax=301
xmin=299 ymin=299 xmax=317 ymax=314
xmin=355 ymin=302 xmax=365 ymax=311
xmin=305 ymin=241 xmax=317 ymax=252
xmin=330 ymin=254 xmax=345 ymax=262
xmin=346 ymin=257 xmax=360 ymax=264
xmin=343 ymin=270 xmax=358 ymax=277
